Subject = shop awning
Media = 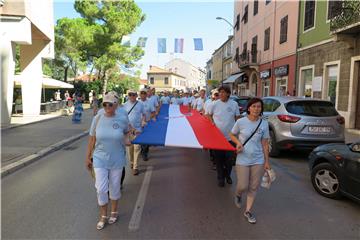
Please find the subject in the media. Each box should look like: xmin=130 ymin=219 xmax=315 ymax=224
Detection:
xmin=223 ymin=72 xmax=244 ymax=84
xmin=14 ymin=75 xmax=74 ymax=89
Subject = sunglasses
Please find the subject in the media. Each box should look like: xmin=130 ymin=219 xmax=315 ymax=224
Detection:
xmin=128 ymin=93 xmax=137 ymax=97
xmin=102 ymin=102 xmax=114 ymax=108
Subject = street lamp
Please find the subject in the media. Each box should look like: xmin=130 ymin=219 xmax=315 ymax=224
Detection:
xmin=216 ymin=17 xmax=234 ymax=86
xmin=216 ymin=16 xmax=234 ymax=29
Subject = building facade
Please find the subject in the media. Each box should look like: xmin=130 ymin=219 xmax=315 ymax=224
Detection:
xmin=233 ymin=0 xmax=298 ymax=97
xmin=297 ymin=0 xmax=360 ymax=129
xmin=0 ymin=0 xmax=54 ymax=126
xmin=147 ymin=65 xmax=186 ymax=92
xmin=164 ymin=58 xmax=206 ymax=91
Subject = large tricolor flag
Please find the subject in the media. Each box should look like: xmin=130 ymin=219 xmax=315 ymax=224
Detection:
xmin=132 ymin=104 xmax=235 ymax=151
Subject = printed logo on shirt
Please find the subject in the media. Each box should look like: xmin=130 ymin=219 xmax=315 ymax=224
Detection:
xmin=113 ymin=123 xmax=120 ymax=129
xmin=227 ymin=107 xmax=233 ymax=112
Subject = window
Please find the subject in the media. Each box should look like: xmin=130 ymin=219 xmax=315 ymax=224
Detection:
xmin=286 ymin=101 xmax=338 ymax=117
xmin=328 ymin=0 xmax=342 ymax=20
xmin=300 ymin=68 xmax=313 ymax=97
xmin=242 ymin=42 xmax=247 ymax=60
xmin=266 ymin=0 xmax=271 ymax=5
xmin=235 ymin=14 xmax=240 ymax=31
xmin=242 ymin=5 xmax=248 ymax=24
xmin=235 ymin=47 xmax=239 ymax=63
xmin=264 ymin=27 xmax=270 ymax=51
xmin=150 ymin=77 xmax=154 ymax=84
xmin=276 ymin=78 xmax=287 ymax=96
xmin=304 ymin=0 xmax=315 ymax=31
xmin=164 ymin=77 xmax=169 ymax=85
xmin=263 ymin=80 xmax=270 ymax=97
xmin=254 ymin=0 xmax=258 ymax=15
xmin=280 ymin=15 xmax=288 ymax=44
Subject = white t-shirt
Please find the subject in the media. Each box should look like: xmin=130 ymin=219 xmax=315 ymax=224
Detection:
xmin=160 ymin=96 xmax=171 ymax=104
xmin=231 ymin=117 xmax=270 ymax=166
xmin=195 ymin=97 xmax=207 ymax=112
xmin=139 ymin=98 xmax=155 ymax=121
xmin=123 ymin=100 xmax=146 ymax=131
xmin=208 ymin=99 xmax=240 ymax=140
xmin=170 ymin=97 xmax=181 ymax=105
xmin=204 ymin=99 xmax=213 ymax=115
xmin=149 ymin=95 xmax=159 ymax=109
xmin=181 ymin=97 xmax=190 ymax=105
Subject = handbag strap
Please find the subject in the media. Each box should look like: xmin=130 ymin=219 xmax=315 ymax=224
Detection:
xmin=243 ymin=118 xmax=262 ymax=147
xmin=127 ymin=100 xmax=138 ymax=115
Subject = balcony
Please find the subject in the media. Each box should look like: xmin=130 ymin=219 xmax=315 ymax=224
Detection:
xmin=238 ymin=50 xmax=261 ymax=68
xmin=330 ymin=1 xmax=360 ymax=35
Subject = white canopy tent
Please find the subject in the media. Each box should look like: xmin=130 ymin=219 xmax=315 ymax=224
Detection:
xmin=14 ymin=75 xmax=74 ymax=89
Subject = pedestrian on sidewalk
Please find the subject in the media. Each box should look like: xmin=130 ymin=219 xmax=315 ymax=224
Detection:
xmin=124 ymin=89 xmax=146 ymax=176
xmin=229 ymin=97 xmax=270 ymax=224
xmin=85 ymin=92 xmax=131 ymax=230
xmin=72 ymin=93 xmax=84 ymax=124
xmin=139 ymin=88 xmax=156 ymax=161
xmin=207 ymin=86 xmax=240 ymax=187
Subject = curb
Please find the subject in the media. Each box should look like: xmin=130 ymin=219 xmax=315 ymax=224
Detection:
xmin=1 ymin=115 xmax=65 ymax=131
xmin=1 ymin=130 xmax=89 ymax=178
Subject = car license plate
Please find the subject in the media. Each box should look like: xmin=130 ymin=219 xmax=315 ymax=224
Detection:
xmin=308 ymin=126 xmax=332 ymax=133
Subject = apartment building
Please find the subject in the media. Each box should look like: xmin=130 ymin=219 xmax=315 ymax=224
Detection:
xmin=233 ymin=0 xmax=299 ymax=97
xmin=0 ymin=0 xmax=54 ymax=126
xmin=147 ymin=65 xmax=186 ymax=92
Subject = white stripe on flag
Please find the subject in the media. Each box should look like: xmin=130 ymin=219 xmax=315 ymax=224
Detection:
xmin=165 ymin=105 xmax=202 ymax=148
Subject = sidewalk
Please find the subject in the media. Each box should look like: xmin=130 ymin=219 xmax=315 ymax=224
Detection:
xmin=345 ymin=128 xmax=360 ymax=143
xmin=1 ymin=109 xmax=93 ymax=170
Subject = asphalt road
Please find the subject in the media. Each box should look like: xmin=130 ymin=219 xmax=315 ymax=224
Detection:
xmin=2 ymin=138 xmax=360 ymax=239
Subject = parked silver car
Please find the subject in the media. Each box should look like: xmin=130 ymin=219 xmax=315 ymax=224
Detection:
xmin=262 ymin=97 xmax=345 ymax=157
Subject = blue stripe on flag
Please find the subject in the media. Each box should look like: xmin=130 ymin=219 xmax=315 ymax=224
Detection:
xmin=132 ymin=104 xmax=169 ymax=146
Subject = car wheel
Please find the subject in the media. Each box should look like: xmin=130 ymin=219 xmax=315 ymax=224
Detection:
xmin=311 ymin=162 xmax=341 ymax=199
xmin=269 ymin=130 xmax=280 ymax=157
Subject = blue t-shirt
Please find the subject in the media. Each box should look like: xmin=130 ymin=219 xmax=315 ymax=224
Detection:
xmin=160 ymin=96 xmax=171 ymax=104
xmin=231 ymin=117 xmax=270 ymax=166
xmin=123 ymin=100 xmax=146 ymax=131
xmin=89 ymin=113 xmax=129 ymax=169
xmin=140 ymin=98 xmax=155 ymax=121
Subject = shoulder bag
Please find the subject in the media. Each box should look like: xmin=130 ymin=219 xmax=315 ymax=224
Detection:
xmin=243 ymin=118 xmax=262 ymax=147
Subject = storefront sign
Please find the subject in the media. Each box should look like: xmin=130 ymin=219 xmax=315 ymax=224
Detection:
xmin=260 ymin=69 xmax=271 ymax=79
xmin=313 ymin=76 xmax=322 ymax=91
xmin=274 ymin=65 xmax=289 ymax=77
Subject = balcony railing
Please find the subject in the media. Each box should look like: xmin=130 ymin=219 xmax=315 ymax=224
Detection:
xmin=239 ymin=50 xmax=261 ymax=68
xmin=330 ymin=1 xmax=360 ymax=34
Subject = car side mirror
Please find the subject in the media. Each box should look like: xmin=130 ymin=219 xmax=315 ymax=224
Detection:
xmin=350 ymin=143 xmax=360 ymax=153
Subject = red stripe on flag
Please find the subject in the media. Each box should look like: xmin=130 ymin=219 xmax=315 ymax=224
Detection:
xmin=179 ymin=105 xmax=236 ymax=151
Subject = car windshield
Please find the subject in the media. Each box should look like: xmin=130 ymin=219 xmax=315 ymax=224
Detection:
xmin=285 ymin=101 xmax=338 ymax=117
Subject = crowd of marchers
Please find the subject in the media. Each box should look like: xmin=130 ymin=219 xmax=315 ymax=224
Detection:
xmin=85 ymin=85 xmax=271 ymax=230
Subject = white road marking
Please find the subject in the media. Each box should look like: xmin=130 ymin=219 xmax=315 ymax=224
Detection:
xmin=128 ymin=165 xmax=153 ymax=231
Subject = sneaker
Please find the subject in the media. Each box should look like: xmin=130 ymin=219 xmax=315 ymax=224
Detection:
xmin=244 ymin=211 xmax=256 ymax=224
xmin=133 ymin=169 xmax=139 ymax=176
xmin=226 ymin=177 xmax=232 ymax=184
xmin=234 ymin=195 xmax=241 ymax=208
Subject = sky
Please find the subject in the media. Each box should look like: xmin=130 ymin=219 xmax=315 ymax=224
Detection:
xmin=54 ymin=0 xmax=234 ymax=79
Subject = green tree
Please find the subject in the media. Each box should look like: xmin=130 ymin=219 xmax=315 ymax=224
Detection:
xmin=74 ymin=0 xmax=145 ymax=93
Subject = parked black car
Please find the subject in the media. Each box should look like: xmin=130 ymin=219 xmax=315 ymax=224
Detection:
xmin=308 ymin=141 xmax=360 ymax=203
xmin=229 ymin=95 xmax=251 ymax=114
